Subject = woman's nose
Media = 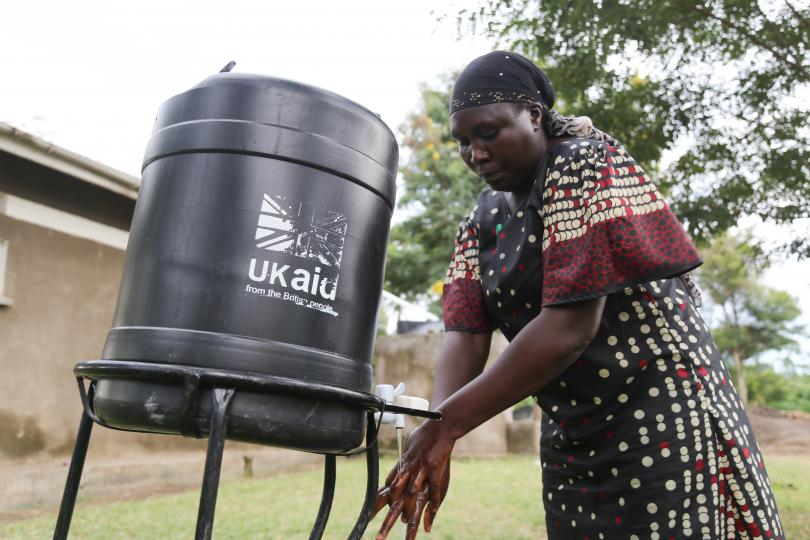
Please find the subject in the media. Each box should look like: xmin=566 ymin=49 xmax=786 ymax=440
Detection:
xmin=470 ymin=143 xmax=489 ymax=163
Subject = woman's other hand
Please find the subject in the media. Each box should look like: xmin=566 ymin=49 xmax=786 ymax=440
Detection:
xmin=372 ymin=419 xmax=454 ymax=540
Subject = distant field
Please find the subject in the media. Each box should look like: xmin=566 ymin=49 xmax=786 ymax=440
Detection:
xmin=2 ymin=454 xmax=807 ymax=539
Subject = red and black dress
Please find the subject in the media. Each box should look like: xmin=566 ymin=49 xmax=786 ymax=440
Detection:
xmin=443 ymin=139 xmax=784 ymax=539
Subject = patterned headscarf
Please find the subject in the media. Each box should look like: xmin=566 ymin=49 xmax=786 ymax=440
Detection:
xmin=450 ymin=51 xmax=621 ymax=148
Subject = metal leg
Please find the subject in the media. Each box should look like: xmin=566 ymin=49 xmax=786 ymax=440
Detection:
xmin=53 ymin=410 xmax=94 ymax=540
xmin=308 ymin=454 xmax=336 ymax=540
xmin=348 ymin=412 xmax=379 ymax=540
xmin=194 ymin=388 xmax=236 ymax=540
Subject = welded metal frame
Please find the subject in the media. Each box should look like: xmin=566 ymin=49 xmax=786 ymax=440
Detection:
xmin=52 ymin=360 xmax=438 ymax=540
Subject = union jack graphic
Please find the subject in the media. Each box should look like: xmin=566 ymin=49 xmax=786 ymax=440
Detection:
xmin=255 ymin=193 xmax=347 ymax=268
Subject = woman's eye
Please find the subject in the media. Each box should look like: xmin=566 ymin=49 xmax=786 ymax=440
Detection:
xmin=480 ymin=129 xmax=499 ymax=140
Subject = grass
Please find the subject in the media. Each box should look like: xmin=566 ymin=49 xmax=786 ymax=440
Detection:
xmin=764 ymin=455 xmax=810 ymax=537
xmin=2 ymin=454 xmax=808 ymax=539
xmin=0 ymin=456 xmax=546 ymax=540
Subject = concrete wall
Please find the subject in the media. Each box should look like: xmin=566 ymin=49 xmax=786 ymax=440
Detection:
xmin=372 ymin=332 xmax=519 ymax=457
xmin=0 ymin=214 xmax=126 ymax=456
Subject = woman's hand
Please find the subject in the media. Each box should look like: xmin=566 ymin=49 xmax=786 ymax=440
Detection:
xmin=372 ymin=419 xmax=455 ymax=540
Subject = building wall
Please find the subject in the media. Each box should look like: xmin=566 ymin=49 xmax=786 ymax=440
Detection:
xmin=0 ymin=213 xmax=126 ymax=456
xmin=372 ymin=332 xmax=513 ymax=456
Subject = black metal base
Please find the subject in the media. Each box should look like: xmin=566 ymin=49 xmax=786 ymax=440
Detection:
xmin=53 ymin=360 xmax=438 ymax=540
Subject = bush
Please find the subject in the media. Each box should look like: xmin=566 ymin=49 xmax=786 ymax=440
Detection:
xmin=746 ymin=364 xmax=810 ymax=413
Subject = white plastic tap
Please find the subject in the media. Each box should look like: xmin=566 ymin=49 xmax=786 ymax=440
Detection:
xmin=374 ymin=382 xmax=406 ymax=425
xmin=374 ymin=383 xmax=432 ymax=426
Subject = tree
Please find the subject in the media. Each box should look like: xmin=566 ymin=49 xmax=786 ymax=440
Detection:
xmin=455 ymin=0 xmax=810 ymax=255
xmin=384 ymin=75 xmax=482 ymax=305
xmin=746 ymin=364 xmax=810 ymax=413
xmin=698 ymin=232 xmax=804 ymax=405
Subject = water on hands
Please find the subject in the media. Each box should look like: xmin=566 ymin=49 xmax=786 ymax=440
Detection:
xmin=396 ymin=427 xmax=403 ymax=473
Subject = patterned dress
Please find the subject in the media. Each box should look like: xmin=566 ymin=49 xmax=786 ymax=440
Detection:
xmin=442 ymin=138 xmax=784 ymax=539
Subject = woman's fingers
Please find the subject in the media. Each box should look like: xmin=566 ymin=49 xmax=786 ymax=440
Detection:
xmin=426 ymin=468 xmax=444 ymax=508
xmin=407 ymin=468 xmax=427 ymax=495
xmin=373 ymin=465 xmax=408 ymax=520
xmin=371 ymin=486 xmax=390 ymax=518
xmin=402 ymin=468 xmax=427 ymax=521
xmin=384 ymin=464 xmax=399 ymax=486
xmin=422 ymin=480 xmax=442 ymax=533
xmin=423 ymin=501 xmax=437 ymax=533
xmin=376 ymin=497 xmax=404 ymax=540
xmin=405 ymin=487 xmax=429 ymax=540
xmin=389 ymin=468 xmax=412 ymax=500
xmin=424 ymin=459 xmax=450 ymax=533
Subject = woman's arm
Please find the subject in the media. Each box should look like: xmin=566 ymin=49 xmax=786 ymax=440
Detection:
xmin=431 ymin=330 xmax=492 ymax=407
xmin=438 ymin=296 xmax=605 ymax=439
xmin=375 ymin=296 xmax=606 ymax=540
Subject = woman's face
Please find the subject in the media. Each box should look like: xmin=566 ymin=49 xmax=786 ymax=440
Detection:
xmin=450 ymin=102 xmax=544 ymax=193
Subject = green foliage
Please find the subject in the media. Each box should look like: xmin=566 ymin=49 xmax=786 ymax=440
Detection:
xmin=456 ymin=0 xmax=810 ymax=255
xmin=745 ymin=364 xmax=789 ymax=405
xmin=384 ymin=76 xmax=483 ymax=301
xmin=701 ymin=231 xmax=803 ymax=359
xmin=709 ymin=284 xmax=802 ymax=364
xmin=777 ymin=377 xmax=810 ymax=414
xmin=745 ymin=364 xmax=810 ymax=413
xmin=698 ymin=231 xmax=805 ymax=402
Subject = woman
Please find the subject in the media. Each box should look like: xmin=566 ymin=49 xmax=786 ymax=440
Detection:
xmin=373 ymin=51 xmax=784 ymax=540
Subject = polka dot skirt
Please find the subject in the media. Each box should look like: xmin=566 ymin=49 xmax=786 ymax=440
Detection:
xmin=539 ymin=278 xmax=783 ymax=539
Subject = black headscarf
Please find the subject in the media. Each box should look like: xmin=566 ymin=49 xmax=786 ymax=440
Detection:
xmin=450 ymin=50 xmax=555 ymax=114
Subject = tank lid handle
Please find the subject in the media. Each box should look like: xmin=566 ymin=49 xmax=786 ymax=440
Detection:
xmin=219 ymin=61 xmax=237 ymax=73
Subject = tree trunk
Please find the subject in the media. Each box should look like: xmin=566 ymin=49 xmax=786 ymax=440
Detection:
xmin=734 ymin=350 xmax=748 ymax=407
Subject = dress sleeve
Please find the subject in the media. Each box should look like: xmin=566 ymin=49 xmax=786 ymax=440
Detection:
xmin=540 ymin=141 xmax=702 ymax=306
xmin=442 ymin=216 xmax=494 ymax=333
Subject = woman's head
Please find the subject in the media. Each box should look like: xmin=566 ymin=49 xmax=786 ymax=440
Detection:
xmin=450 ymin=51 xmax=555 ymax=114
xmin=449 ymin=51 xmax=554 ymax=193
xmin=449 ymin=51 xmax=623 ymax=192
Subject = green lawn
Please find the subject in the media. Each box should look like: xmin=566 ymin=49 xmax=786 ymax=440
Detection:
xmin=2 ymin=454 xmax=807 ymax=539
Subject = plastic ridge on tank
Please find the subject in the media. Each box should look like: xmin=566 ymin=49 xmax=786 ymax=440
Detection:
xmin=142 ymin=75 xmax=398 ymax=206
xmin=93 ymin=70 xmax=399 ymax=453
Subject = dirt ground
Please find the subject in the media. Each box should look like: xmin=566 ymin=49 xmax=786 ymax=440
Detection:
xmin=0 ymin=441 xmax=322 ymax=521
xmin=748 ymin=405 xmax=810 ymax=455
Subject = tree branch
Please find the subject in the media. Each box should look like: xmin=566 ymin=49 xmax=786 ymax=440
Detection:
xmin=752 ymin=1 xmax=803 ymax=56
xmin=689 ymin=4 xmax=810 ymax=82
xmin=784 ymin=0 xmax=810 ymax=29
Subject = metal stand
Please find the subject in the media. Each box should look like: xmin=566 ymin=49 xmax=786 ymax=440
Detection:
xmin=349 ymin=413 xmax=379 ymax=540
xmin=53 ymin=361 xmax=437 ymax=540
xmin=309 ymin=454 xmax=336 ymax=540
xmin=195 ymin=388 xmax=235 ymax=540
xmin=53 ymin=409 xmax=93 ymax=540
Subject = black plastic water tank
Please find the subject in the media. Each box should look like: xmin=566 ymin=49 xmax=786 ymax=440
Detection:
xmin=92 ymin=72 xmax=398 ymax=453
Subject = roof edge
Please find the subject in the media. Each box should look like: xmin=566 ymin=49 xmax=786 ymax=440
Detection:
xmin=0 ymin=122 xmax=140 ymax=199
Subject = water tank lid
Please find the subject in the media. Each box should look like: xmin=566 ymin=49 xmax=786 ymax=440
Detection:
xmin=143 ymin=73 xmax=399 ymax=206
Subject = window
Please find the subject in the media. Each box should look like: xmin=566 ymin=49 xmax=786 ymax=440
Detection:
xmin=0 ymin=238 xmax=12 ymax=306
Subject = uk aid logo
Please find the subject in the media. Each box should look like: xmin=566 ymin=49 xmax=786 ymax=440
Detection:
xmin=245 ymin=193 xmax=346 ymax=316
